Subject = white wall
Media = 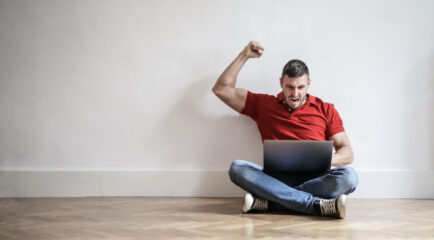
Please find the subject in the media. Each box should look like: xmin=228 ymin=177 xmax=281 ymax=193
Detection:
xmin=0 ymin=0 xmax=433 ymax=197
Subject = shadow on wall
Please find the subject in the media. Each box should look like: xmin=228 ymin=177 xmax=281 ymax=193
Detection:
xmin=399 ymin=55 xmax=434 ymax=197
xmin=417 ymin=55 xmax=434 ymax=171
xmin=430 ymin=56 xmax=434 ymax=171
xmin=404 ymin=55 xmax=434 ymax=171
xmin=151 ymin=78 xmax=263 ymax=172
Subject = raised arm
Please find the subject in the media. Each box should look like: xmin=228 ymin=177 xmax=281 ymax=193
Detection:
xmin=212 ymin=41 xmax=264 ymax=112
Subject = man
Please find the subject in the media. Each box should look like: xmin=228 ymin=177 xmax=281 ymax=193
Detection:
xmin=212 ymin=41 xmax=358 ymax=219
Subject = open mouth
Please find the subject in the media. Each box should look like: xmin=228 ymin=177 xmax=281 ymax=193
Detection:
xmin=290 ymin=98 xmax=300 ymax=103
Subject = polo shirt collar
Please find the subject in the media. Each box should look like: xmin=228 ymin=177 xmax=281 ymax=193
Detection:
xmin=277 ymin=92 xmax=317 ymax=107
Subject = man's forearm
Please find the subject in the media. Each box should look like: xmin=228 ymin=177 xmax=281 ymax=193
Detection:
xmin=331 ymin=146 xmax=354 ymax=167
xmin=213 ymin=53 xmax=249 ymax=91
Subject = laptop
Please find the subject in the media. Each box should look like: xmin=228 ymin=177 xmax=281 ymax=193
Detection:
xmin=263 ymin=140 xmax=333 ymax=173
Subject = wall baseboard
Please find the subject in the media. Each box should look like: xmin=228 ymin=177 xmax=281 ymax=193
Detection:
xmin=0 ymin=170 xmax=432 ymax=198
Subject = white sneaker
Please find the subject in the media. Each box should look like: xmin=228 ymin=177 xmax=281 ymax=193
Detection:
xmin=242 ymin=193 xmax=268 ymax=213
xmin=318 ymin=194 xmax=347 ymax=219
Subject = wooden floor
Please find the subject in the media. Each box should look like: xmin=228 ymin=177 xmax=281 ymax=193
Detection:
xmin=0 ymin=197 xmax=433 ymax=240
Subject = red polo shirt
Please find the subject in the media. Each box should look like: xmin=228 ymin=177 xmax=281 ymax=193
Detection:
xmin=241 ymin=91 xmax=345 ymax=141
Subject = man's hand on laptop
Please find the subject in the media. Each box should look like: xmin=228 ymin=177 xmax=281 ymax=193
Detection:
xmin=240 ymin=41 xmax=264 ymax=59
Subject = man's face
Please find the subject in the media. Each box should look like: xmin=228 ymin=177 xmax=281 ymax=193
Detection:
xmin=280 ymin=74 xmax=311 ymax=110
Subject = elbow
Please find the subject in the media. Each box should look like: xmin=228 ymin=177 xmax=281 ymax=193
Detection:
xmin=212 ymin=87 xmax=219 ymax=98
xmin=212 ymin=85 xmax=224 ymax=98
xmin=212 ymin=85 xmax=218 ymax=95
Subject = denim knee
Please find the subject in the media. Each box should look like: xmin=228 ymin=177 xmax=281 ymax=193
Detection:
xmin=228 ymin=160 xmax=261 ymax=185
xmin=317 ymin=166 xmax=359 ymax=198
xmin=228 ymin=160 xmax=248 ymax=183
xmin=337 ymin=166 xmax=359 ymax=194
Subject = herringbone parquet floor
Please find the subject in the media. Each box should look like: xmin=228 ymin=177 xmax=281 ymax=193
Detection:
xmin=0 ymin=197 xmax=433 ymax=240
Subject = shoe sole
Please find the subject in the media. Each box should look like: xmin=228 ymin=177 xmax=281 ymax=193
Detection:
xmin=337 ymin=194 xmax=347 ymax=219
xmin=242 ymin=193 xmax=253 ymax=213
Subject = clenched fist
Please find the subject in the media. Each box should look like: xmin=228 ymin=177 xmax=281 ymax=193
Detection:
xmin=240 ymin=41 xmax=264 ymax=58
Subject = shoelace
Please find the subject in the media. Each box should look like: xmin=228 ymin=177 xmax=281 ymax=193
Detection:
xmin=252 ymin=198 xmax=268 ymax=210
xmin=320 ymin=199 xmax=337 ymax=215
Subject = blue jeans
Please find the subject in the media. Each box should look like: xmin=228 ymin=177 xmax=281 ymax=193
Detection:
xmin=228 ymin=160 xmax=358 ymax=214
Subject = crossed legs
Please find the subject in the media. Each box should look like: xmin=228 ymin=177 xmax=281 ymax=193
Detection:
xmin=228 ymin=159 xmax=358 ymax=214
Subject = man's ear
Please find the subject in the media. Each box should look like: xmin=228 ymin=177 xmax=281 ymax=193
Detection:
xmin=280 ymin=77 xmax=283 ymax=88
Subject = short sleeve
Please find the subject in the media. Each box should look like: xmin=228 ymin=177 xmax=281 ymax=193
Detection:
xmin=325 ymin=104 xmax=345 ymax=139
xmin=240 ymin=91 xmax=260 ymax=120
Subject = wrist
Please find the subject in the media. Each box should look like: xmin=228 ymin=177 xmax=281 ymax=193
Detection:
xmin=238 ymin=52 xmax=249 ymax=62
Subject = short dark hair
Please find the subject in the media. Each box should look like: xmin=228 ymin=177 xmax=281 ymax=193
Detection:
xmin=282 ymin=59 xmax=309 ymax=78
